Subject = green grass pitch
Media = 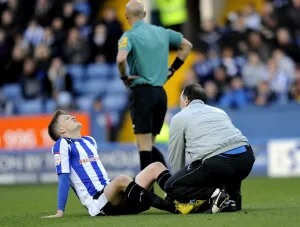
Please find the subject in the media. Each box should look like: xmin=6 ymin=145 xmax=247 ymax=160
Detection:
xmin=1 ymin=178 xmax=300 ymax=227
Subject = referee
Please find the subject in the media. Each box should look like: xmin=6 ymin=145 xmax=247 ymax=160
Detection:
xmin=164 ymin=83 xmax=255 ymax=213
xmin=116 ymin=0 xmax=193 ymax=172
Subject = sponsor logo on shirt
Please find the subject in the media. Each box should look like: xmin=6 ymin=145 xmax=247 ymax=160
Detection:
xmin=118 ymin=37 xmax=128 ymax=48
xmin=79 ymin=156 xmax=100 ymax=164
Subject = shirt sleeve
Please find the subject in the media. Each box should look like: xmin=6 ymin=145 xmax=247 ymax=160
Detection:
xmin=118 ymin=33 xmax=132 ymax=52
xmin=166 ymin=29 xmax=183 ymax=49
xmin=52 ymin=138 xmax=70 ymax=175
xmin=57 ymin=173 xmax=70 ymax=211
xmin=168 ymin=114 xmax=186 ymax=173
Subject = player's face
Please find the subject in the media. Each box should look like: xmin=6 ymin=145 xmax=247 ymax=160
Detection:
xmin=180 ymin=92 xmax=189 ymax=109
xmin=58 ymin=114 xmax=82 ymax=135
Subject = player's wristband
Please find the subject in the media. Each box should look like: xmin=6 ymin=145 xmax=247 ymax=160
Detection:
xmin=171 ymin=57 xmax=184 ymax=71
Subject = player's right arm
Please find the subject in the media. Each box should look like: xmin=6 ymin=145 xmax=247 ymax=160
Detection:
xmin=166 ymin=29 xmax=193 ymax=80
xmin=41 ymin=138 xmax=71 ymax=218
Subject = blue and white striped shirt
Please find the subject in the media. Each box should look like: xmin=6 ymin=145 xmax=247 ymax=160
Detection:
xmin=52 ymin=136 xmax=110 ymax=210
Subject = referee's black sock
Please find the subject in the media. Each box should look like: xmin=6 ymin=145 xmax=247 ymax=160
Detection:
xmin=152 ymin=146 xmax=167 ymax=167
xmin=139 ymin=151 xmax=152 ymax=170
xmin=125 ymin=181 xmax=175 ymax=213
xmin=157 ymin=170 xmax=172 ymax=191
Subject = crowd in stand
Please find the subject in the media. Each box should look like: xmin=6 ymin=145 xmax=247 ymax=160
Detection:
xmin=0 ymin=0 xmax=123 ymax=115
xmin=185 ymin=0 xmax=300 ymax=109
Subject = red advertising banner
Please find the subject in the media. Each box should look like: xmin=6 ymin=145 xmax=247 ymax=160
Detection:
xmin=0 ymin=113 xmax=90 ymax=150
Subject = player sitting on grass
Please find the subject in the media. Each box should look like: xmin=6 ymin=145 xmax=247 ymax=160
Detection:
xmin=41 ymin=110 xmax=194 ymax=218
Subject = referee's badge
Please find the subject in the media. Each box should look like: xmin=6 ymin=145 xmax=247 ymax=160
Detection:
xmin=118 ymin=36 xmax=128 ymax=48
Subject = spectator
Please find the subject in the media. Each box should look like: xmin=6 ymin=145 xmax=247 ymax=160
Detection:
xmin=51 ymin=17 xmax=65 ymax=56
xmin=62 ymin=2 xmax=76 ymax=30
xmin=91 ymin=24 xmax=108 ymax=62
xmin=204 ymin=80 xmax=220 ymax=106
xmin=219 ymin=77 xmax=248 ymax=109
xmin=75 ymin=13 xmax=91 ymax=40
xmin=98 ymin=7 xmax=123 ymax=63
xmin=243 ymin=3 xmax=261 ymax=30
xmin=196 ymin=19 xmax=222 ymax=53
xmin=266 ymin=59 xmax=290 ymax=103
xmin=3 ymin=45 xmax=25 ymax=84
xmin=34 ymin=0 xmax=54 ymax=26
xmin=24 ymin=20 xmax=44 ymax=47
xmin=276 ymin=27 xmax=300 ymax=63
xmin=192 ymin=51 xmax=213 ymax=85
xmin=20 ymin=58 xmax=42 ymax=99
xmin=0 ymin=88 xmax=14 ymax=115
xmin=182 ymin=69 xmax=198 ymax=88
xmin=221 ymin=47 xmax=239 ymax=77
xmin=272 ymin=49 xmax=296 ymax=82
xmin=289 ymin=71 xmax=300 ymax=102
xmin=1 ymin=10 xmax=19 ymax=45
xmin=254 ymin=80 xmax=277 ymax=106
xmin=213 ymin=66 xmax=230 ymax=96
xmin=44 ymin=57 xmax=73 ymax=99
xmin=0 ymin=29 xmax=11 ymax=80
xmin=286 ymin=0 xmax=300 ymax=35
xmin=260 ymin=1 xmax=278 ymax=41
xmin=247 ymin=31 xmax=272 ymax=62
xmin=242 ymin=52 xmax=267 ymax=90
xmin=34 ymin=44 xmax=50 ymax=73
xmin=207 ymin=50 xmax=221 ymax=69
xmin=62 ymin=28 xmax=90 ymax=64
xmin=222 ymin=14 xmax=250 ymax=54
xmin=74 ymin=0 xmax=91 ymax=16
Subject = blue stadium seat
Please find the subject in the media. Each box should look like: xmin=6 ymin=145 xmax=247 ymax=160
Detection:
xmin=67 ymin=64 xmax=84 ymax=80
xmin=44 ymin=99 xmax=57 ymax=113
xmin=110 ymin=64 xmax=130 ymax=80
xmin=18 ymin=98 xmax=43 ymax=114
xmin=109 ymin=111 xmax=121 ymax=126
xmin=1 ymin=84 xmax=22 ymax=100
xmin=82 ymin=79 xmax=106 ymax=97
xmin=86 ymin=63 xmax=109 ymax=80
xmin=76 ymin=96 xmax=94 ymax=111
xmin=107 ymin=79 xmax=128 ymax=94
xmin=102 ymin=94 xmax=128 ymax=111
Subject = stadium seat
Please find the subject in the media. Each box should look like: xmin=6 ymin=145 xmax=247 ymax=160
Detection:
xmin=1 ymin=84 xmax=22 ymax=101
xmin=102 ymin=94 xmax=128 ymax=111
xmin=82 ymin=79 xmax=106 ymax=97
xmin=17 ymin=98 xmax=43 ymax=115
xmin=86 ymin=63 xmax=109 ymax=80
xmin=67 ymin=64 xmax=84 ymax=80
xmin=107 ymin=79 xmax=128 ymax=94
xmin=76 ymin=96 xmax=94 ymax=111
xmin=44 ymin=99 xmax=57 ymax=113
xmin=109 ymin=111 xmax=121 ymax=126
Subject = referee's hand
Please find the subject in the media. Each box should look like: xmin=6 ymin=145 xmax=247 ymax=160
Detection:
xmin=122 ymin=75 xmax=140 ymax=88
xmin=167 ymin=67 xmax=176 ymax=80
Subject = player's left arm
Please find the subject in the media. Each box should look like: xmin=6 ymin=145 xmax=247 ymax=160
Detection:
xmin=116 ymin=34 xmax=139 ymax=87
xmin=168 ymin=115 xmax=186 ymax=173
xmin=41 ymin=139 xmax=71 ymax=218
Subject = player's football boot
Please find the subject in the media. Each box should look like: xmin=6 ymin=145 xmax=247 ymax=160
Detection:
xmin=219 ymin=200 xmax=237 ymax=212
xmin=206 ymin=189 xmax=229 ymax=214
xmin=175 ymin=202 xmax=195 ymax=214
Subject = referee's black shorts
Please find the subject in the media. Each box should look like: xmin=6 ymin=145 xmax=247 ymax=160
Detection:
xmin=129 ymin=85 xmax=167 ymax=135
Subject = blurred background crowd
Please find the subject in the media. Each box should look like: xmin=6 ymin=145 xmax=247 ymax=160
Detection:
xmin=0 ymin=0 xmax=300 ymax=141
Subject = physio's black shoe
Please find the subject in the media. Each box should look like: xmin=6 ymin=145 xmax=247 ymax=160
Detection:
xmin=206 ymin=189 xmax=229 ymax=214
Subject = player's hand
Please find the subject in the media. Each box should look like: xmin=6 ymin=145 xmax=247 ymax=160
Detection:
xmin=41 ymin=210 xmax=64 ymax=218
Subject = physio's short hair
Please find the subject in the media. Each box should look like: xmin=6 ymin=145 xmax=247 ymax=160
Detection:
xmin=48 ymin=110 xmax=67 ymax=141
xmin=182 ymin=83 xmax=208 ymax=104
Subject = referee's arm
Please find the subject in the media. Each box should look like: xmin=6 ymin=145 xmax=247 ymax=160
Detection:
xmin=168 ymin=115 xmax=186 ymax=173
xmin=167 ymin=29 xmax=193 ymax=80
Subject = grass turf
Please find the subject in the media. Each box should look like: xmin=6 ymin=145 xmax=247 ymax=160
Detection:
xmin=1 ymin=178 xmax=300 ymax=227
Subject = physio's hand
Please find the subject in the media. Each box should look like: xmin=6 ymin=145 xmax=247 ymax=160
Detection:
xmin=41 ymin=210 xmax=64 ymax=218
